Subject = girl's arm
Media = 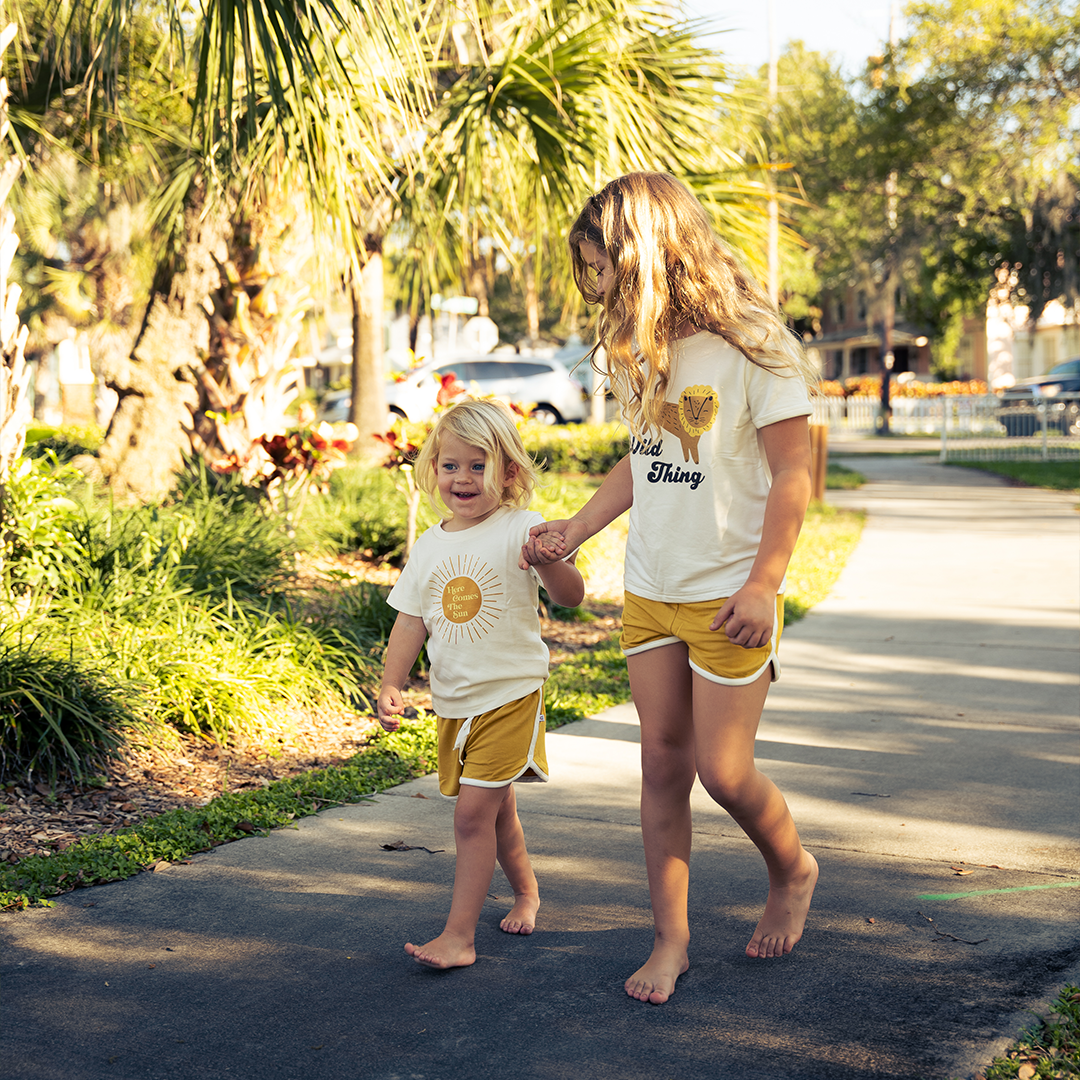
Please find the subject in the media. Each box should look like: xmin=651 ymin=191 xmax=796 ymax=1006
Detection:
xmin=377 ymin=612 xmax=428 ymax=731
xmin=520 ymin=454 xmax=634 ymax=567
xmin=534 ymin=551 xmax=585 ymax=609
xmin=710 ymin=416 xmax=812 ymax=647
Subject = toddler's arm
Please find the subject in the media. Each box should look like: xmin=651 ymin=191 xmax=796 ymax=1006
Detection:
xmin=377 ymin=612 xmax=428 ymax=731
xmin=533 ymin=545 xmax=585 ymax=609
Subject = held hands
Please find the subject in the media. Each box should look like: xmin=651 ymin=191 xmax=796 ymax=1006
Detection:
xmin=377 ymin=687 xmax=405 ymax=732
xmin=519 ymin=519 xmax=573 ymax=569
xmin=710 ymin=581 xmax=776 ymax=649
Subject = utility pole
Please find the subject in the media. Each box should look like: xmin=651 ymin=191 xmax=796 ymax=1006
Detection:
xmin=767 ymin=0 xmax=779 ymax=309
xmin=879 ymin=0 xmax=899 ymax=435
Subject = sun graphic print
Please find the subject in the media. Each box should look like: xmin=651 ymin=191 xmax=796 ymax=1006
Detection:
xmin=429 ymin=554 xmax=504 ymax=644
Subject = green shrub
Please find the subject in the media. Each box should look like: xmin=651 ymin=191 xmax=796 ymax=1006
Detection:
xmin=0 ymin=637 xmax=142 ymax=785
xmin=74 ymin=471 xmax=294 ymax=608
xmin=522 ymin=421 xmax=629 ymax=475
xmin=23 ymin=423 xmax=105 ymax=463
xmin=0 ymin=452 xmax=88 ymax=595
xmin=299 ymin=462 xmax=439 ymax=559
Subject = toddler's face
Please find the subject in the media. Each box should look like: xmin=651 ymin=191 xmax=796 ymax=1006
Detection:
xmin=435 ymin=432 xmax=503 ymax=530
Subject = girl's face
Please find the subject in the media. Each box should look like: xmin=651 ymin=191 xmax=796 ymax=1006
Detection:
xmin=435 ymin=432 xmax=513 ymax=531
xmin=578 ymin=240 xmax=614 ymax=299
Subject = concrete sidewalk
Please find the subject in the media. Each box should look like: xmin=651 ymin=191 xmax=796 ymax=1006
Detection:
xmin=2 ymin=454 xmax=1078 ymax=1080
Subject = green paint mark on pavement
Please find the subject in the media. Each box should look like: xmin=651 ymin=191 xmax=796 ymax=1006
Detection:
xmin=916 ymin=881 xmax=1080 ymax=901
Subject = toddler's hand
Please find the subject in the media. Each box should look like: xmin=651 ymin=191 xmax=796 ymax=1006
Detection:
xmin=377 ymin=687 xmax=404 ymax=732
xmin=521 ymin=531 xmax=567 ymax=567
xmin=519 ymin=518 xmax=571 ymax=569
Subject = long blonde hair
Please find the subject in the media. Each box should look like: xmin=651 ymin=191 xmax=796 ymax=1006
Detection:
xmin=569 ymin=172 xmax=814 ymax=438
xmin=414 ymin=398 xmax=540 ymax=515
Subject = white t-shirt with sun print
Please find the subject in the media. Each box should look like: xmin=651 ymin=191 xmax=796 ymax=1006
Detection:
xmin=386 ymin=506 xmax=549 ymax=719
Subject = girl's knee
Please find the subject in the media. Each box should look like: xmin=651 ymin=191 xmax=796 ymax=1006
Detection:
xmin=697 ymin=763 xmax=757 ymax=812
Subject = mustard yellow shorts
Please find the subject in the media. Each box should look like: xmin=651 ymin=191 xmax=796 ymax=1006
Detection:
xmin=621 ymin=590 xmax=785 ymax=685
xmin=436 ymin=687 xmax=548 ymax=799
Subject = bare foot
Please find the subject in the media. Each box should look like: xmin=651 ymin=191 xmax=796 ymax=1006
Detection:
xmin=404 ymin=933 xmax=476 ymax=969
xmin=624 ymin=941 xmax=690 ymax=1004
xmin=745 ymin=850 xmax=819 ymax=959
xmin=500 ymin=893 xmax=540 ymax=935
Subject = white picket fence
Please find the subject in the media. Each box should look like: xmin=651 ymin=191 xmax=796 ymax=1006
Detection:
xmin=812 ymin=393 xmax=1080 ymax=462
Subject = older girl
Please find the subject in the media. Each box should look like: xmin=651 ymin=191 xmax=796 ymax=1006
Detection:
xmin=524 ymin=172 xmax=818 ymax=1003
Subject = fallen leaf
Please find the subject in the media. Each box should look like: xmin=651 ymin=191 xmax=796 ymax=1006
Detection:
xmin=235 ymin=821 xmax=255 ymax=833
xmin=411 ymin=793 xmax=431 ymax=799
xmin=380 ymin=840 xmax=445 ymax=854
xmin=1017 ymin=1064 xmax=1036 ymax=1080
xmin=867 ymin=918 xmax=876 ymax=924
xmin=151 ymin=860 xmax=170 ymax=872
xmin=953 ymin=869 xmax=975 ymax=876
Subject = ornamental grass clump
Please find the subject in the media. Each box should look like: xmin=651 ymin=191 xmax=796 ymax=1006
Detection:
xmin=0 ymin=640 xmax=142 ymax=786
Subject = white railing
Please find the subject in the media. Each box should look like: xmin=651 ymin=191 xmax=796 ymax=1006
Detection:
xmin=813 ymin=393 xmax=1080 ymax=461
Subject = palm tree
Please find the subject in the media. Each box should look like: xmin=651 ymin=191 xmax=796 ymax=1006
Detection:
xmin=13 ymin=0 xmax=777 ymax=498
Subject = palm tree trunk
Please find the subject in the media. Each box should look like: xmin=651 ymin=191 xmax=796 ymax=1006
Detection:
xmin=349 ymin=240 xmax=388 ymax=445
xmin=523 ymin=255 xmax=540 ymax=343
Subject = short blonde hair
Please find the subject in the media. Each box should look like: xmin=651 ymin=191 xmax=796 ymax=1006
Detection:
xmin=569 ymin=172 xmax=815 ymax=438
xmin=414 ymin=398 xmax=540 ymax=515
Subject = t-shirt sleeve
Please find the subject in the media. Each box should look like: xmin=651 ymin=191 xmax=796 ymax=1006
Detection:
xmin=744 ymin=362 xmax=812 ymax=429
xmin=519 ymin=510 xmax=546 ymax=586
xmin=386 ymin=555 xmax=422 ymax=617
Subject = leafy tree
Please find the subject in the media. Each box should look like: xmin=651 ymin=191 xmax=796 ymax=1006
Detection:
xmin=899 ymin=0 xmax=1080 ymax=325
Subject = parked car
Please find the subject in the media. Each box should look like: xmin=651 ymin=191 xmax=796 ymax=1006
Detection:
xmin=996 ymin=358 xmax=1080 ymax=436
xmin=318 ymin=353 xmax=591 ymax=425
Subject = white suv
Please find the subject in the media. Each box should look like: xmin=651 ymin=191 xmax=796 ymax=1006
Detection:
xmin=320 ymin=353 xmax=591 ymax=426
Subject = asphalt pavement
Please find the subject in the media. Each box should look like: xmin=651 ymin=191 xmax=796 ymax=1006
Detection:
xmin=2 ymin=444 xmax=1078 ymax=1080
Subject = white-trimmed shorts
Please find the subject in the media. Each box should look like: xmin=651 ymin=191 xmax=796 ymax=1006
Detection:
xmin=436 ymin=687 xmax=548 ymax=799
xmin=621 ymin=591 xmax=784 ymax=685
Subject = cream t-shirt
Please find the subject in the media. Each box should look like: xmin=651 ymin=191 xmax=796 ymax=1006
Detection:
xmin=386 ymin=506 xmax=548 ymax=718
xmin=623 ymin=332 xmax=812 ymax=603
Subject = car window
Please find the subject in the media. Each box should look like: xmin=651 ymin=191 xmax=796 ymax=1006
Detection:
xmin=468 ymin=362 xmax=516 ymax=380
xmin=1049 ymin=359 xmax=1080 ymax=376
xmin=514 ymin=363 xmax=552 ymax=377
xmin=434 ymin=364 xmax=472 ymax=382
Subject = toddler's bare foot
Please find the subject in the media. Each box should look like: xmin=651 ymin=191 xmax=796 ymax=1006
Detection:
xmin=624 ymin=941 xmax=689 ymax=1004
xmin=746 ymin=850 xmax=819 ymax=959
xmin=405 ymin=932 xmax=476 ymax=969
xmin=500 ymin=892 xmax=540 ymax=935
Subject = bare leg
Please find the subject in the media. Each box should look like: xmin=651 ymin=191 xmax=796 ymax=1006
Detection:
xmin=692 ymin=669 xmax=818 ymax=959
xmin=494 ymin=784 xmax=540 ymax=934
xmin=405 ymin=784 xmax=510 ymax=968
xmin=624 ymin=644 xmax=696 ymax=1004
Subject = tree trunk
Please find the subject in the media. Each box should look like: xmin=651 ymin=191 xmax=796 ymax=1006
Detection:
xmin=349 ymin=239 xmax=388 ymax=447
xmin=523 ymin=255 xmax=540 ymax=344
xmin=96 ymin=204 xmax=228 ymax=501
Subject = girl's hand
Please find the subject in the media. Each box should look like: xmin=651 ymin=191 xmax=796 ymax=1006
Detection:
xmin=377 ymin=687 xmax=405 ymax=732
xmin=710 ymin=582 xmax=776 ymax=649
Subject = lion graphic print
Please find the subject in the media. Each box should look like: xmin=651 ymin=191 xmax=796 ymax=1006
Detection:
xmin=623 ymin=331 xmax=812 ymax=603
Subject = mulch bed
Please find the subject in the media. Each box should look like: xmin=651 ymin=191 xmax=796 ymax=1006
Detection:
xmin=0 ymin=597 xmax=621 ymax=867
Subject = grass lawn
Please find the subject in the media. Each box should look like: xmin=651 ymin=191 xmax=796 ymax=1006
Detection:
xmin=946 ymin=459 xmax=1080 ymax=493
